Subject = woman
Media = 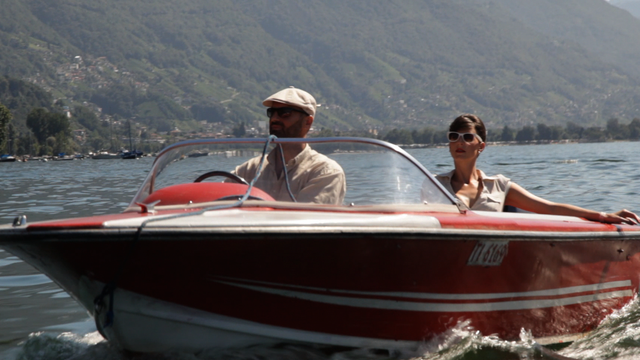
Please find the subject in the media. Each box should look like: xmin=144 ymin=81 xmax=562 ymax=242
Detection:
xmin=434 ymin=114 xmax=639 ymax=225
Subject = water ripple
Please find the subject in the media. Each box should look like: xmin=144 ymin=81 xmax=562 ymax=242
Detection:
xmin=0 ymin=275 xmax=52 ymax=287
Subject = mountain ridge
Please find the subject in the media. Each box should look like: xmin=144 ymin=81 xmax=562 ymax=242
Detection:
xmin=2 ymin=0 xmax=640 ymax=136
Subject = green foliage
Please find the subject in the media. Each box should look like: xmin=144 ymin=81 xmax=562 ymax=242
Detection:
xmin=90 ymin=84 xmax=137 ymax=118
xmin=381 ymin=116 xmax=640 ymax=146
xmin=0 ymin=76 xmax=54 ymax=130
xmin=26 ymin=108 xmax=71 ymax=155
xmin=89 ymin=84 xmax=191 ymax=124
xmin=629 ymin=118 xmax=640 ymax=140
xmin=15 ymin=132 xmax=37 ymax=155
xmin=534 ymin=124 xmax=565 ymax=141
xmin=232 ymin=122 xmax=246 ymax=137
xmin=191 ymin=103 xmax=226 ymax=123
xmin=583 ymin=127 xmax=607 ymax=141
xmin=565 ymin=122 xmax=585 ymax=140
xmin=480 ymin=0 xmax=640 ymax=79
xmin=501 ymin=125 xmax=514 ymax=142
xmin=412 ymin=128 xmax=439 ymax=144
xmin=73 ymin=105 xmax=108 ymax=136
xmin=606 ymin=118 xmax=626 ymax=140
xmin=0 ymin=103 xmax=13 ymax=152
xmin=311 ymin=128 xmax=335 ymax=138
xmin=383 ymin=128 xmax=413 ymax=145
xmin=3 ymin=0 xmax=640 ymax=134
xmin=516 ymin=126 xmax=536 ymax=141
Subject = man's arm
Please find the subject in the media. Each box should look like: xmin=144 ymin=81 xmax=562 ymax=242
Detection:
xmin=226 ymin=158 xmax=258 ymax=184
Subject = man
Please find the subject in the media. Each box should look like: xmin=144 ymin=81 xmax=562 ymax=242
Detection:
xmin=232 ymin=87 xmax=346 ymax=204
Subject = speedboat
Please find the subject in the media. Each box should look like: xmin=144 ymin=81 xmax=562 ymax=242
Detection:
xmin=1 ymin=137 xmax=639 ymax=354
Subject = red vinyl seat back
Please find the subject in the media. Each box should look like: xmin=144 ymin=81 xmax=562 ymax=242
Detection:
xmin=144 ymin=183 xmax=274 ymax=205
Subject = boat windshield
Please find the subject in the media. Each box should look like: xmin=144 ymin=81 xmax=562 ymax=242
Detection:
xmin=129 ymin=137 xmax=458 ymax=209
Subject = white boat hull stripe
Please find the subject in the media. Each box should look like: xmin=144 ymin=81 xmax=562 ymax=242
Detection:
xmin=214 ymin=277 xmax=632 ymax=300
xmin=214 ymin=280 xmax=633 ymax=312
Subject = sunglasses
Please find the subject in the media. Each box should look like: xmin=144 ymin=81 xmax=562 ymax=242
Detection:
xmin=266 ymin=107 xmax=308 ymax=119
xmin=447 ymin=131 xmax=483 ymax=143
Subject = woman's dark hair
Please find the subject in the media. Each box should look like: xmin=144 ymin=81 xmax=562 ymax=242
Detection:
xmin=449 ymin=114 xmax=487 ymax=142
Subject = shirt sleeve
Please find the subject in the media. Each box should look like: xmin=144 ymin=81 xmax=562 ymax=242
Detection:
xmin=231 ymin=158 xmax=259 ymax=181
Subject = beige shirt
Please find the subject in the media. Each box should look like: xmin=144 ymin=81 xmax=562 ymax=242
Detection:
xmin=435 ymin=170 xmax=511 ymax=211
xmin=233 ymin=145 xmax=346 ymax=204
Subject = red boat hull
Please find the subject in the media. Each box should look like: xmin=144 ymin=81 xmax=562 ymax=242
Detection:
xmin=5 ymin=215 xmax=640 ymax=350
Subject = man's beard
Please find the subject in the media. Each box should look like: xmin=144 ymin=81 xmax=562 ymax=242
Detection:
xmin=270 ymin=117 xmax=306 ymax=138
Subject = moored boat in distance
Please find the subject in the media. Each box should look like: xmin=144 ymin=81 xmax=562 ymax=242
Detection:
xmin=91 ymin=151 xmax=121 ymax=159
xmin=1 ymin=137 xmax=639 ymax=355
xmin=187 ymin=150 xmax=209 ymax=157
xmin=53 ymin=153 xmax=75 ymax=161
xmin=0 ymin=154 xmax=17 ymax=162
xmin=121 ymin=149 xmax=144 ymax=159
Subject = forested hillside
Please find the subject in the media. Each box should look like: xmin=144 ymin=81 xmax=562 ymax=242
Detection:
xmin=2 ymin=0 xmax=640 ymax=151
xmin=469 ymin=0 xmax=640 ymax=79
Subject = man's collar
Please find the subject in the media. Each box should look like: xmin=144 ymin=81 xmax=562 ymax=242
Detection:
xmin=268 ymin=143 xmax=310 ymax=165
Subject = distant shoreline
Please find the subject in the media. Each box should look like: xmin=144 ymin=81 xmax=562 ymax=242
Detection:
xmin=399 ymin=139 xmax=638 ymax=149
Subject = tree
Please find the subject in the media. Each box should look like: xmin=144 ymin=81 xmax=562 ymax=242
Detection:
xmin=313 ymin=128 xmax=335 ymax=137
xmin=90 ymin=84 xmax=137 ymax=117
xmin=629 ymin=118 xmax=640 ymax=140
xmin=16 ymin=132 xmax=37 ymax=155
xmin=74 ymin=106 xmax=103 ymax=133
xmin=26 ymin=108 xmax=49 ymax=143
xmin=0 ymin=103 xmax=12 ymax=153
xmin=583 ymin=127 xmax=606 ymax=141
xmin=515 ymin=126 xmax=536 ymax=141
xmin=501 ymin=125 xmax=514 ymax=142
xmin=566 ymin=122 xmax=584 ymax=140
xmin=413 ymin=127 xmax=436 ymax=144
xmin=550 ymin=126 xmax=564 ymax=140
xmin=48 ymin=113 xmax=71 ymax=138
xmin=537 ymin=123 xmax=552 ymax=140
xmin=606 ymin=118 xmax=626 ymax=140
xmin=383 ymin=128 xmax=413 ymax=144
xmin=5 ymin=123 xmax=17 ymax=154
xmin=191 ymin=104 xmax=226 ymax=123
xmin=232 ymin=122 xmax=246 ymax=137
xmin=26 ymin=108 xmax=71 ymax=151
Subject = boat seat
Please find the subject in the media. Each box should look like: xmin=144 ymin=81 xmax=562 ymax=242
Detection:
xmin=144 ymin=183 xmax=275 ymax=206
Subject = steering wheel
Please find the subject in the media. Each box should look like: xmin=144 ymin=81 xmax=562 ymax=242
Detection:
xmin=194 ymin=170 xmax=249 ymax=185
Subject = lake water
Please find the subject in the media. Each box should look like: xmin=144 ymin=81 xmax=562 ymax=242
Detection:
xmin=1 ymin=141 xmax=639 ymax=360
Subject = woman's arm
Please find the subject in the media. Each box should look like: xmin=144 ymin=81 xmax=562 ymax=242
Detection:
xmin=505 ymin=183 xmax=639 ymax=225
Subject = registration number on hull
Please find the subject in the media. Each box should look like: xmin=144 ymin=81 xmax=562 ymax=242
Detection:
xmin=467 ymin=241 xmax=508 ymax=266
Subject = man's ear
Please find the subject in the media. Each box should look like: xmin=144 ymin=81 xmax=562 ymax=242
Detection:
xmin=306 ymin=115 xmax=314 ymax=126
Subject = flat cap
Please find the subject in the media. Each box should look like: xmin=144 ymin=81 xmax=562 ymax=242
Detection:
xmin=263 ymin=86 xmax=316 ymax=117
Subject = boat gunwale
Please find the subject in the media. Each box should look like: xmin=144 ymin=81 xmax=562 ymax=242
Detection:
xmin=3 ymin=225 xmax=640 ymax=243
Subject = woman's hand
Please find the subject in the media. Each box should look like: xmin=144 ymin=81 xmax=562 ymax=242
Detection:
xmin=600 ymin=209 xmax=640 ymax=225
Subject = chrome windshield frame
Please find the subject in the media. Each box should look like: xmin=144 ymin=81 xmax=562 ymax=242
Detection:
xmin=129 ymin=137 xmax=463 ymax=210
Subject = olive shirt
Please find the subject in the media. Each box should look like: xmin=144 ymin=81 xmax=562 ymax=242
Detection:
xmin=434 ymin=170 xmax=511 ymax=212
xmin=232 ymin=145 xmax=346 ymax=205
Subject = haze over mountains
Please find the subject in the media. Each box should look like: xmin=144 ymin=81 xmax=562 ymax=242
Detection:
xmin=2 ymin=0 xmax=640 ymax=134
xmin=611 ymin=0 xmax=640 ymax=18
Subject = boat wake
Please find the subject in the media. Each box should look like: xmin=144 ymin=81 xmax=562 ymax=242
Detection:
xmin=413 ymin=320 xmax=576 ymax=360
xmin=8 ymin=321 xmax=580 ymax=360
xmin=557 ymin=295 xmax=640 ymax=360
